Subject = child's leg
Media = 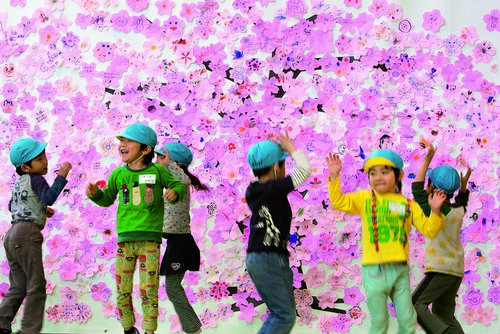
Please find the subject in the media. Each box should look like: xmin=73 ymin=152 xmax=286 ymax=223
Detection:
xmin=165 ymin=272 xmax=202 ymax=333
xmin=431 ymin=276 xmax=464 ymax=334
xmin=137 ymin=241 xmax=161 ymax=333
xmin=116 ymin=241 xmax=138 ymax=331
xmin=246 ymin=252 xmax=296 ymax=334
xmin=362 ymin=264 xmax=390 ymax=334
xmin=389 ymin=263 xmax=416 ymax=334
xmin=0 ymin=222 xmax=46 ymax=334
xmin=411 ymin=273 xmax=455 ymax=334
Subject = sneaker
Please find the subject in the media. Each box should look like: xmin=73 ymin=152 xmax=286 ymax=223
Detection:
xmin=124 ymin=327 xmax=140 ymax=334
xmin=0 ymin=329 xmax=11 ymax=334
xmin=187 ymin=329 xmax=202 ymax=334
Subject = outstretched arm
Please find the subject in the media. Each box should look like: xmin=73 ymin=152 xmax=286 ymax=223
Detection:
xmin=415 ymin=143 xmax=435 ymax=182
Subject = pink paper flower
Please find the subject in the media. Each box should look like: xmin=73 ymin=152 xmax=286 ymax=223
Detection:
xmin=472 ymin=40 xmax=496 ymax=63
xmin=238 ymin=303 xmax=259 ymax=323
xmin=422 ymin=9 xmax=444 ymax=32
xmin=126 ymin=0 xmax=149 ymax=12
xmin=483 ymin=9 xmax=500 ymax=32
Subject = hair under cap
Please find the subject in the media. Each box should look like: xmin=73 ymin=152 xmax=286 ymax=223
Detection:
xmin=364 ymin=149 xmax=404 ymax=172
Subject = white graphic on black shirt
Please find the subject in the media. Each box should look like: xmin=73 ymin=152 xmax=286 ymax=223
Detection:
xmin=257 ymin=206 xmax=280 ymax=247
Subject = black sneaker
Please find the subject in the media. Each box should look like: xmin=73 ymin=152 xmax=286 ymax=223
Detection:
xmin=0 ymin=329 xmax=11 ymax=334
xmin=124 ymin=327 xmax=140 ymax=334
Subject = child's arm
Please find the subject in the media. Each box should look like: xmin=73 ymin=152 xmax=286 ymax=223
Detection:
xmin=412 ymin=189 xmax=447 ymax=238
xmin=326 ymin=153 xmax=363 ymax=214
xmin=412 ymin=144 xmax=435 ymax=215
xmin=277 ymin=131 xmax=312 ymax=187
xmin=86 ymin=169 xmax=119 ymax=207
xmin=30 ymin=162 xmax=72 ymax=206
xmin=415 ymin=143 xmax=435 ymax=182
xmin=455 ymin=166 xmax=471 ymax=207
xmin=159 ymin=166 xmax=185 ymax=203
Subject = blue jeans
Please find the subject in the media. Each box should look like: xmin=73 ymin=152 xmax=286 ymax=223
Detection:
xmin=246 ymin=252 xmax=296 ymax=334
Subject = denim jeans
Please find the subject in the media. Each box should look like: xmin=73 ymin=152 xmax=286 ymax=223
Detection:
xmin=246 ymin=252 xmax=296 ymax=334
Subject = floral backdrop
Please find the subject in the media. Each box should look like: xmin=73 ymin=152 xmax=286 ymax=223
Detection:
xmin=1 ymin=0 xmax=499 ymax=333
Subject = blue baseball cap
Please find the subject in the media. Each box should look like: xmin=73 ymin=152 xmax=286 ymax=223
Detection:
xmin=364 ymin=149 xmax=404 ymax=172
xmin=247 ymin=140 xmax=288 ymax=170
xmin=10 ymin=137 xmax=48 ymax=168
xmin=428 ymin=165 xmax=460 ymax=194
xmin=117 ymin=122 xmax=157 ymax=148
xmin=155 ymin=142 xmax=193 ymax=166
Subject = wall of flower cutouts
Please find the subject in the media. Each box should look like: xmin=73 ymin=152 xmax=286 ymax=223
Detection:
xmin=1 ymin=0 xmax=499 ymax=333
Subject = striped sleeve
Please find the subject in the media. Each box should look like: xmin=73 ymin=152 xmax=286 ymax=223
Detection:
xmin=290 ymin=150 xmax=312 ymax=188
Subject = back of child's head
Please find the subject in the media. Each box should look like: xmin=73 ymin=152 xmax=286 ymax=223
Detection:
xmin=364 ymin=149 xmax=404 ymax=192
xmin=117 ymin=122 xmax=157 ymax=165
xmin=247 ymin=140 xmax=288 ymax=177
xmin=156 ymin=142 xmax=209 ymax=191
xmin=10 ymin=137 xmax=48 ymax=175
xmin=428 ymin=164 xmax=460 ymax=197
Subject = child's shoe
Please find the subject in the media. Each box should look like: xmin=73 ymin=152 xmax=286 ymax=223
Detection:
xmin=187 ymin=329 xmax=202 ymax=334
xmin=0 ymin=329 xmax=11 ymax=334
xmin=124 ymin=327 xmax=140 ymax=334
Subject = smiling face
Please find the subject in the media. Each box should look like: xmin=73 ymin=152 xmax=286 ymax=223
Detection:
xmin=22 ymin=151 xmax=48 ymax=175
xmin=368 ymin=165 xmax=401 ymax=194
xmin=118 ymin=138 xmax=143 ymax=165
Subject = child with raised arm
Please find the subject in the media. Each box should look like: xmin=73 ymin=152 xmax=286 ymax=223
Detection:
xmin=411 ymin=143 xmax=471 ymax=334
xmin=326 ymin=149 xmax=447 ymax=334
xmin=0 ymin=138 xmax=71 ymax=334
xmin=245 ymin=131 xmax=312 ymax=334
xmin=85 ymin=123 xmax=185 ymax=334
xmin=155 ymin=142 xmax=207 ymax=334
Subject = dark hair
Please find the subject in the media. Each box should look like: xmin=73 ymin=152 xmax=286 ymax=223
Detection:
xmin=391 ymin=167 xmax=403 ymax=193
xmin=427 ymin=179 xmax=453 ymax=200
xmin=140 ymin=144 xmax=155 ymax=165
xmin=252 ymin=160 xmax=285 ymax=178
xmin=179 ymin=164 xmax=209 ymax=191
xmin=15 ymin=159 xmax=33 ymax=176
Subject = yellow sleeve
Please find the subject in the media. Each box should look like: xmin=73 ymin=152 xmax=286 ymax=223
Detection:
xmin=410 ymin=201 xmax=444 ymax=238
xmin=327 ymin=176 xmax=365 ymax=215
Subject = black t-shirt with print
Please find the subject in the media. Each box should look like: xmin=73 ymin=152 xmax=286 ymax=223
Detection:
xmin=245 ymin=176 xmax=295 ymax=255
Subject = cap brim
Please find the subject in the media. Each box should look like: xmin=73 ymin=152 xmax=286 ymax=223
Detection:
xmin=364 ymin=157 xmax=396 ymax=172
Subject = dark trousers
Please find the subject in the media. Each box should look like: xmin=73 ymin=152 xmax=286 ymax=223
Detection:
xmin=0 ymin=222 xmax=47 ymax=334
xmin=412 ymin=272 xmax=464 ymax=334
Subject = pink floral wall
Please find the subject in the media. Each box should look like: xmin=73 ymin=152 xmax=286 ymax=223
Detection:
xmin=1 ymin=0 xmax=499 ymax=333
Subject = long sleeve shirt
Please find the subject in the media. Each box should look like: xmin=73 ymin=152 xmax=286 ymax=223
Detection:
xmin=328 ymin=177 xmax=444 ymax=265
xmin=89 ymin=163 xmax=184 ymax=243
xmin=246 ymin=150 xmax=312 ymax=255
xmin=412 ymin=181 xmax=469 ymax=277
xmin=162 ymin=161 xmax=192 ymax=234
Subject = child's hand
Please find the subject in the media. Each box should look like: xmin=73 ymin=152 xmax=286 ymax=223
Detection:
xmin=58 ymin=162 xmax=72 ymax=178
xmin=164 ymin=188 xmax=178 ymax=202
xmin=326 ymin=153 xmax=342 ymax=180
xmin=86 ymin=182 xmax=99 ymax=196
xmin=423 ymin=143 xmax=436 ymax=161
xmin=277 ymin=131 xmax=296 ymax=154
xmin=47 ymin=207 xmax=55 ymax=218
xmin=428 ymin=188 xmax=447 ymax=215
xmin=460 ymin=166 xmax=472 ymax=192
xmin=157 ymin=148 xmax=171 ymax=167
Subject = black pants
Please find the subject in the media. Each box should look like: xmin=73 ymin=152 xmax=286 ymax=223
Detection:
xmin=412 ymin=272 xmax=464 ymax=334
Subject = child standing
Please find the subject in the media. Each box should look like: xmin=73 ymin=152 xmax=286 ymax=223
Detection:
xmin=0 ymin=138 xmax=72 ymax=334
xmin=326 ymin=149 xmax=447 ymax=334
xmin=85 ymin=123 xmax=185 ymax=334
xmin=245 ymin=131 xmax=312 ymax=334
xmin=411 ymin=144 xmax=471 ymax=334
xmin=155 ymin=142 xmax=207 ymax=334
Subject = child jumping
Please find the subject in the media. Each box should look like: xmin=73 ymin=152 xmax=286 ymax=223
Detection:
xmin=0 ymin=138 xmax=71 ymax=334
xmin=411 ymin=143 xmax=471 ymax=334
xmin=85 ymin=122 xmax=185 ymax=334
xmin=326 ymin=149 xmax=447 ymax=334
xmin=245 ymin=131 xmax=312 ymax=334
xmin=155 ymin=142 xmax=207 ymax=334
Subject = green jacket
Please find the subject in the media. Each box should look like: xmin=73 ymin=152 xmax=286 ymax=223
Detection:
xmin=89 ymin=163 xmax=184 ymax=243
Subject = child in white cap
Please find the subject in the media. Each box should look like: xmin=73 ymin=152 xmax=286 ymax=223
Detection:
xmin=411 ymin=143 xmax=471 ymax=334
xmin=245 ymin=131 xmax=312 ymax=334
xmin=85 ymin=122 xmax=185 ymax=334
xmin=326 ymin=149 xmax=447 ymax=334
xmin=155 ymin=142 xmax=207 ymax=334
xmin=0 ymin=138 xmax=71 ymax=334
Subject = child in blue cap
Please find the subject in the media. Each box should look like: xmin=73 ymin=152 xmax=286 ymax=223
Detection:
xmin=245 ymin=131 xmax=312 ymax=334
xmin=0 ymin=138 xmax=71 ymax=334
xmin=85 ymin=122 xmax=185 ymax=334
xmin=411 ymin=143 xmax=471 ymax=334
xmin=155 ymin=142 xmax=207 ymax=334
xmin=326 ymin=149 xmax=447 ymax=334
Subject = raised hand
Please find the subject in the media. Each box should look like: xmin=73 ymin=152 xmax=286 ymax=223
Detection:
xmin=47 ymin=207 xmax=55 ymax=218
xmin=326 ymin=153 xmax=342 ymax=180
xmin=58 ymin=162 xmax=72 ymax=178
xmin=428 ymin=188 xmax=447 ymax=215
xmin=276 ymin=130 xmax=296 ymax=154
xmin=460 ymin=166 xmax=472 ymax=192
xmin=85 ymin=182 xmax=99 ymax=196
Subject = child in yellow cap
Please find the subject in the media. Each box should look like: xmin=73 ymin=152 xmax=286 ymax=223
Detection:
xmin=326 ymin=149 xmax=447 ymax=334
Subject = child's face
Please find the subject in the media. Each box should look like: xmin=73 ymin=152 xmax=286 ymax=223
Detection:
xmin=156 ymin=154 xmax=167 ymax=167
xmin=118 ymin=138 xmax=143 ymax=164
xmin=368 ymin=165 xmax=398 ymax=194
xmin=24 ymin=151 xmax=48 ymax=175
